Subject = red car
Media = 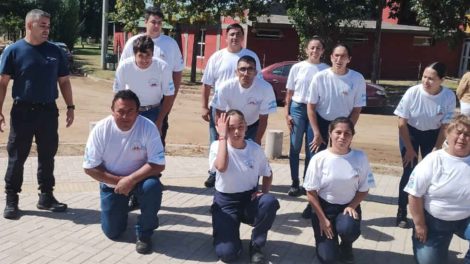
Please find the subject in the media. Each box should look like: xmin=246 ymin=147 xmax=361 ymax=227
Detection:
xmin=262 ymin=61 xmax=387 ymax=107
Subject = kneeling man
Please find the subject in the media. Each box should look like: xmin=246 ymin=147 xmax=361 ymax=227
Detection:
xmin=83 ymin=90 xmax=165 ymax=254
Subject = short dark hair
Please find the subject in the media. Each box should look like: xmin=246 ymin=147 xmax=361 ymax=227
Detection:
xmin=332 ymin=42 xmax=352 ymax=57
xmin=426 ymin=62 xmax=447 ymax=79
xmin=237 ymin=55 xmax=256 ymax=68
xmin=226 ymin=23 xmax=244 ymax=35
xmin=112 ymin=90 xmax=141 ymax=110
xmin=144 ymin=6 xmax=164 ymax=20
xmin=133 ymin=35 xmax=154 ymax=55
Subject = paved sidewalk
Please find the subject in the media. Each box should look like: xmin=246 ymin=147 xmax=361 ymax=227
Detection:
xmin=0 ymin=156 xmax=467 ymax=264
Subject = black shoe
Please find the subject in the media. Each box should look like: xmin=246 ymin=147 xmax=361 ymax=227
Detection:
xmin=3 ymin=193 xmax=19 ymax=219
xmin=287 ymin=186 xmax=302 ymax=197
xmin=301 ymin=204 xmax=312 ymax=219
xmin=299 ymin=186 xmax=307 ymax=195
xmin=249 ymin=242 xmax=266 ymax=264
xmin=128 ymin=195 xmax=139 ymax=211
xmin=339 ymin=242 xmax=354 ymax=264
xmin=36 ymin=193 xmax=67 ymax=212
xmin=396 ymin=208 xmax=409 ymax=228
xmin=136 ymin=236 xmax=152 ymax=254
xmin=204 ymin=174 xmax=216 ymax=188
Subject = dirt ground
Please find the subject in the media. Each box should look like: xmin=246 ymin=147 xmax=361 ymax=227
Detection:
xmin=0 ymin=76 xmax=402 ymax=175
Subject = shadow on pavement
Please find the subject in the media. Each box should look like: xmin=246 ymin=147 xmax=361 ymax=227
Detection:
xmin=164 ymin=185 xmax=215 ymax=196
xmin=161 ymin=204 xmax=211 ymax=216
xmin=365 ymin=193 xmax=397 ymax=205
xmin=158 ymin=212 xmax=211 ymax=228
xmin=20 ymin=207 xmax=101 ymax=225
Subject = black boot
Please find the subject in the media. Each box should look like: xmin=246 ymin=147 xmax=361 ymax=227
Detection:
xmin=249 ymin=242 xmax=266 ymax=264
xmin=37 ymin=192 xmax=67 ymax=212
xmin=396 ymin=208 xmax=409 ymax=228
xmin=3 ymin=193 xmax=19 ymax=219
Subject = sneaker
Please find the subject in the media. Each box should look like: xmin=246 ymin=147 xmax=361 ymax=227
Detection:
xmin=204 ymin=174 xmax=216 ymax=188
xmin=287 ymin=186 xmax=302 ymax=197
xmin=136 ymin=236 xmax=152 ymax=254
xmin=36 ymin=193 xmax=67 ymax=212
xmin=3 ymin=193 xmax=19 ymax=219
xmin=396 ymin=208 xmax=409 ymax=229
xmin=249 ymin=242 xmax=266 ymax=264
xmin=299 ymin=186 xmax=307 ymax=195
xmin=301 ymin=204 xmax=312 ymax=219
xmin=128 ymin=195 xmax=139 ymax=211
xmin=339 ymin=242 xmax=354 ymax=264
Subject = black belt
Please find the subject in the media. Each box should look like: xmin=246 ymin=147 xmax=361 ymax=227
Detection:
xmin=13 ymin=100 xmax=56 ymax=110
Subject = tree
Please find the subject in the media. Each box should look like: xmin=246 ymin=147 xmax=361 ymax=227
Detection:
xmin=388 ymin=0 xmax=470 ymax=47
xmin=78 ymin=0 xmax=103 ymax=43
xmin=52 ymin=0 xmax=80 ymax=49
xmin=112 ymin=0 xmax=279 ymax=82
xmin=285 ymin=0 xmax=374 ymax=59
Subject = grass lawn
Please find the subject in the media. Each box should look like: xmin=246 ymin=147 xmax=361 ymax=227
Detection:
xmin=72 ymin=43 xmax=204 ymax=86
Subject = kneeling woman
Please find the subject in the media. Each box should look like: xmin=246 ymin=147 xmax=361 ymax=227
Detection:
xmin=303 ymin=117 xmax=375 ymax=263
xmin=209 ymin=109 xmax=280 ymax=264
xmin=405 ymin=114 xmax=470 ymax=264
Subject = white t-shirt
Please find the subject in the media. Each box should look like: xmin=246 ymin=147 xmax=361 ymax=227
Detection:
xmin=404 ymin=149 xmax=470 ymax=221
xmin=113 ymin=57 xmax=174 ymax=106
xmin=202 ymin=48 xmax=263 ymax=106
xmin=120 ymin=33 xmax=184 ymax=72
xmin=211 ymin=78 xmax=277 ymax=126
xmin=394 ymin=84 xmax=456 ymax=131
xmin=209 ymin=140 xmax=272 ymax=193
xmin=83 ymin=115 xmax=165 ymax=187
xmin=286 ymin=61 xmax=329 ymax=104
xmin=303 ymin=149 xmax=375 ymax=205
xmin=307 ymin=68 xmax=366 ymax=121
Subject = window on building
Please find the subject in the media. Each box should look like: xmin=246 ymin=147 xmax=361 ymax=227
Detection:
xmin=344 ymin=33 xmax=368 ymax=44
xmin=413 ymin=36 xmax=433 ymax=46
xmin=255 ymin=29 xmax=282 ymax=39
xmin=197 ymin=29 xmax=206 ymax=57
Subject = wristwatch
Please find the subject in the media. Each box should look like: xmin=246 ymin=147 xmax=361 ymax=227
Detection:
xmin=67 ymin=105 xmax=75 ymax=110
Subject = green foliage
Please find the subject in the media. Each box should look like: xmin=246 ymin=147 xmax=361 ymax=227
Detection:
xmin=285 ymin=0 xmax=374 ymax=59
xmin=410 ymin=0 xmax=470 ymax=47
xmin=111 ymin=0 xmax=279 ymax=32
xmin=78 ymin=0 xmax=103 ymax=40
xmin=52 ymin=0 xmax=80 ymax=49
xmin=110 ymin=0 xmax=144 ymax=33
xmin=387 ymin=0 xmax=470 ymax=47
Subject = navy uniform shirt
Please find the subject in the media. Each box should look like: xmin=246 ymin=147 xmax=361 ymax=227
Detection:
xmin=0 ymin=39 xmax=69 ymax=103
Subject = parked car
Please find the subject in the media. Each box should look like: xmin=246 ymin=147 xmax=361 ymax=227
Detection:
xmin=262 ymin=61 xmax=387 ymax=107
xmin=51 ymin=42 xmax=73 ymax=69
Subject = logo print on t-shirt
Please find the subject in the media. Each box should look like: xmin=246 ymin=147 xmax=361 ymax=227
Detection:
xmin=247 ymin=97 xmax=260 ymax=106
xmin=244 ymin=159 xmax=254 ymax=169
xmin=148 ymin=78 xmax=158 ymax=88
xmin=131 ymin=141 xmax=145 ymax=151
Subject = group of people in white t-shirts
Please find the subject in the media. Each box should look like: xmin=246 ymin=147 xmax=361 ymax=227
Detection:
xmin=80 ymin=5 xmax=470 ymax=263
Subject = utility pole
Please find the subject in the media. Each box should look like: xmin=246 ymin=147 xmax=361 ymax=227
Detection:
xmin=101 ymin=0 xmax=109 ymax=69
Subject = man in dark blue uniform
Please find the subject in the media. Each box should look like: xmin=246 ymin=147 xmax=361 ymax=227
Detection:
xmin=0 ymin=9 xmax=75 ymax=219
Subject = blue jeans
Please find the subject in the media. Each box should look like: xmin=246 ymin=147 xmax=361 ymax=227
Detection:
xmin=212 ymin=190 xmax=280 ymax=262
xmin=100 ymin=176 xmax=162 ymax=240
xmin=209 ymin=106 xmax=218 ymax=144
xmin=311 ymin=198 xmax=362 ymax=264
xmin=398 ymin=125 xmax=439 ymax=210
xmin=413 ymin=211 xmax=470 ymax=264
xmin=139 ymin=107 xmax=161 ymax=124
xmin=289 ymin=102 xmax=314 ymax=186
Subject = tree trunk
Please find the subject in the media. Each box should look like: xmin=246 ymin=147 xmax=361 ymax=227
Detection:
xmin=190 ymin=25 xmax=202 ymax=83
xmin=371 ymin=0 xmax=385 ymax=84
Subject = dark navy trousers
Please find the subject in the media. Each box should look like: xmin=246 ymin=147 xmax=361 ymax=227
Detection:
xmin=211 ymin=190 xmax=280 ymax=262
xmin=311 ymin=198 xmax=362 ymax=264
xmin=5 ymin=102 xmax=59 ymax=194
xmin=398 ymin=124 xmax=439 ymax=210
